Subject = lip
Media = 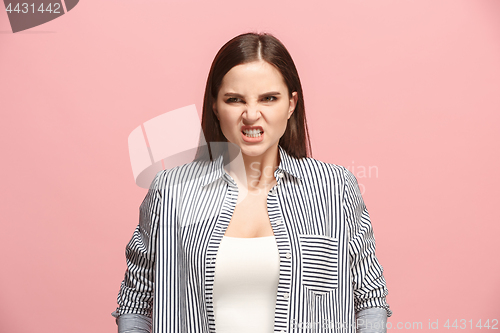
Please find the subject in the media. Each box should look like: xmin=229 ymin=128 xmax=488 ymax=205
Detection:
xmin=241 ymin=126 xmax=264 ymax=143
xmin=241 ymin=125 xmax=264 ymax=133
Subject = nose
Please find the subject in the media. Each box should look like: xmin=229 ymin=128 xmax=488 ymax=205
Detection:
xmin=243 ymin=103 xmax=261 ymax=121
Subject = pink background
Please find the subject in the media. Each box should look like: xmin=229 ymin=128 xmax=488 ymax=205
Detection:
xmin=1 ymin=0 xmax=499 ymax=332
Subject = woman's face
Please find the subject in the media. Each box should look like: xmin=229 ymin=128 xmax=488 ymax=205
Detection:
xmin=213 ymin=60 xmax=298 ymax=158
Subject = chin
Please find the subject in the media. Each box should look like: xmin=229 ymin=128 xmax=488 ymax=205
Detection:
xmin=240 ymin=144 xmax=275 ymax=157
xmin=238 ymin=144 xmax=261 ymax=153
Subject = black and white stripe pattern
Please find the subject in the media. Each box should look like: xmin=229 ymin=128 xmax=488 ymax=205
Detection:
xmin=114 ymin=145 xmax=392 ymax=333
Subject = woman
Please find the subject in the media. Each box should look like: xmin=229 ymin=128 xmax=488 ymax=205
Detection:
xmin=113 ymin=32 xmax=392 ymax=333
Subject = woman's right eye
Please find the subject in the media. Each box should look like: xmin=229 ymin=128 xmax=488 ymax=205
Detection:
xmin=226 ymin=97 xmax=241 ymax=103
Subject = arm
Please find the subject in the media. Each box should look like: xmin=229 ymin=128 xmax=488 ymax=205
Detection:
xmin=342 ymin=167 xmax=392 ymax=318
xmin=112 ymin=171 xmax=164 ymax=331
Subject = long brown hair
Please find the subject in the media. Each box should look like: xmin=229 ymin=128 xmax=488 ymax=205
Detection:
xmin=194 ymin=32 xmax=312 ymax=161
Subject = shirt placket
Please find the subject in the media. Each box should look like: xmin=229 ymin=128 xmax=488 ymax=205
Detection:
xmin=269 ymin=169 xmax=293 ymax=333
xmin=204 ymin=175 xmax=239 ymax=333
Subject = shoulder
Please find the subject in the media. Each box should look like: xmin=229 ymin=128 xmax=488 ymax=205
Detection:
xmin=297 ymin=156 xmax=349 ymax=185
xmin=150 ymin=158 xmax=213 ymax=192
xmin=298 ymin=158 xmax=365 ymax=212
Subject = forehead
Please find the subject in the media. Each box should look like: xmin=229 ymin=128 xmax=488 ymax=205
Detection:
xmin=219 ymin=61 xmax=287 ymax=92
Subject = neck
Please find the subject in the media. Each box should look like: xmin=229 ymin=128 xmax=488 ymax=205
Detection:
xmin=224 ymin=144 xmax=280 ymax=193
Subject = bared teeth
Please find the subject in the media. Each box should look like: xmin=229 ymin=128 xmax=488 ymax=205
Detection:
xmin=243 ymin=129 xmax=262 ymax=137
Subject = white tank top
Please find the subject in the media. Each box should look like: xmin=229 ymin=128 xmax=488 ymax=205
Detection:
xmin=213 ymin=235 xmax=280 ymax=333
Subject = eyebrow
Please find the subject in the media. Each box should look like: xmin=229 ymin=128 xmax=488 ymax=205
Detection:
xmin=223 ymin=91 xmax=281 ymax=98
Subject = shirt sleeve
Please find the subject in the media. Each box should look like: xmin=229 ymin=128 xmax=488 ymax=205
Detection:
xmin=342 ymin=167 xmax=393 ymax=317
xmin=356 ymin=307 xmax=388 ymax=333
xmin=115 ymin=313 xmax=153 ymax=333
xmin=112 ymin=170 xmax=164 ymax=318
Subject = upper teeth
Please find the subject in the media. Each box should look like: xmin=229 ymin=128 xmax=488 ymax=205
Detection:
xmin=243 ymin=129 xmax=262 ymax=134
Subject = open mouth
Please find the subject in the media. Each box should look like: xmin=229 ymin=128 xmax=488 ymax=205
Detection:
xmin=242 ymin=129 xmax=263 ymax=138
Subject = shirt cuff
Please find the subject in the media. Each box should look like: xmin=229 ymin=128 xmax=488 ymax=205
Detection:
xmin=114 ymin=312 xmax=152 ymax=333
xmin=356 ymin=307 xmax=388 ymax=333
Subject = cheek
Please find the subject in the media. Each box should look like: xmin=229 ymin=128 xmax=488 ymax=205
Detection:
xmin=218 ymin=111 xmax=238 ymax=131
xmin=268 ymin=113 xmax=289 ymax=136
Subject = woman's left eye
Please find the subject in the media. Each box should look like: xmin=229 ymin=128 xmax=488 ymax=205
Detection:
xmin=263 ymin=96 xmax=277 ymax=102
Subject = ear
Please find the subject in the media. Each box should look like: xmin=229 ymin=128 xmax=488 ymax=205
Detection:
xmin=288 ymin=91 xmax=298 ymax=119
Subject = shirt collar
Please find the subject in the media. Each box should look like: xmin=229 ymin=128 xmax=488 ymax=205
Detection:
xmin=201 ymin=145 xmax=304 ymax=188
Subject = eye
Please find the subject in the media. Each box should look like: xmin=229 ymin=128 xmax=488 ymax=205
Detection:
xmin=263 ymin=96 xmax=277 ymax=102
xmin=226 ymin=97 xmax=242 ymax=103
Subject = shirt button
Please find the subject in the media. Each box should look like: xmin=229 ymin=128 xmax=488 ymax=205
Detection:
xmin=278 ymin=172 xmax=284 ymax=178
xmin=281 ymin=330 xmax=286 ymax=333
xmin=283 ymin=292 xmax=289 ymax=299
xmin=285 ymin=252 xmax=291 ymax=259
xmin=276 ymin=220 xmax=282 ymax=225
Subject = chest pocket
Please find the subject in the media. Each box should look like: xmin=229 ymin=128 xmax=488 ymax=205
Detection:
xmin=298 ymin=234 xmax=339 ymax=294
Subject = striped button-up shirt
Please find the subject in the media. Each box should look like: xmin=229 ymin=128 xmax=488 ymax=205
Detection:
xmin=113 ymin=145 xmax=392 ymax=333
